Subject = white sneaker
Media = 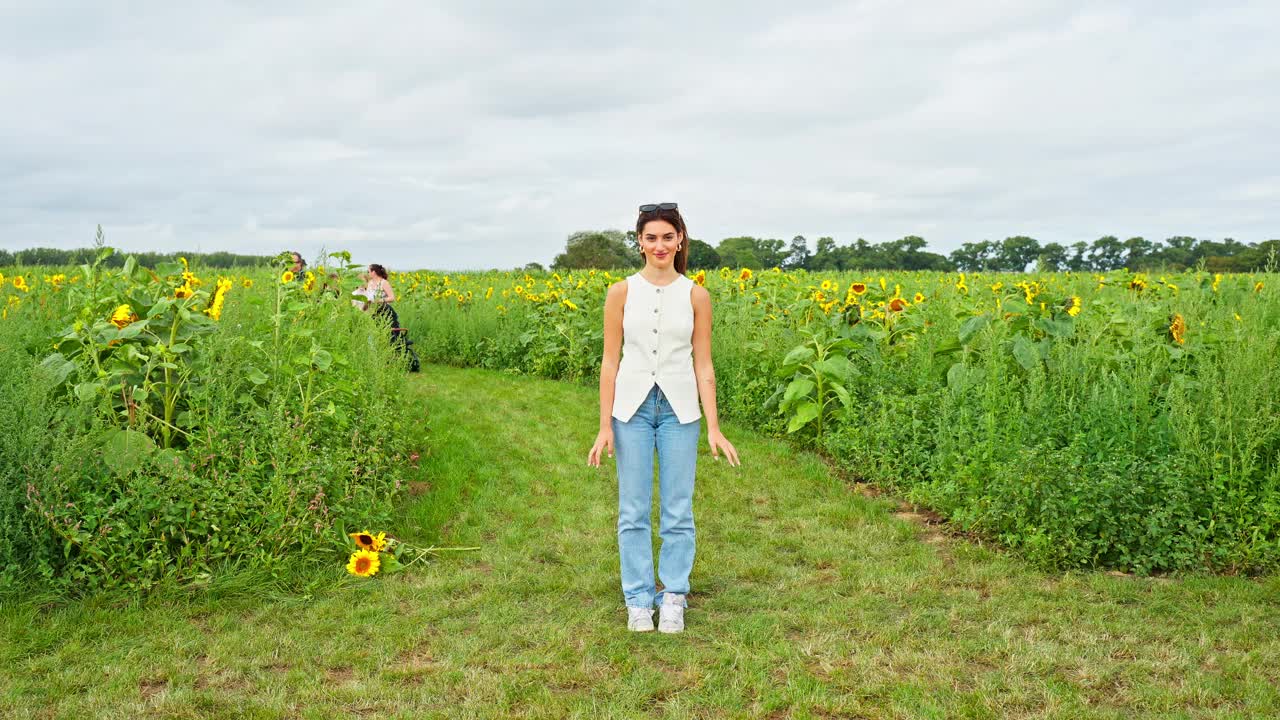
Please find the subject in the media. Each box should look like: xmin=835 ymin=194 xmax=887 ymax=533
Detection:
xmin=658 ymin=593 xmax=685 ymax=633
xmin=627 ymin=607 xmax=654 ymax=632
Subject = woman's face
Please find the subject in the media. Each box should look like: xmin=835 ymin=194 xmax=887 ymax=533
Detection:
xmin=638 ymin=220 xmax=682 ymax=270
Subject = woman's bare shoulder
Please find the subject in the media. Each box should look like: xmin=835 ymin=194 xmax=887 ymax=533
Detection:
xmin=606 ymin=279 xmax=628 ymax=301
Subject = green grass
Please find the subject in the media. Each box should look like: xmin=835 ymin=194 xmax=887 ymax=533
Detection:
xmin=3 ymin=365 xmax=1279 ymax=719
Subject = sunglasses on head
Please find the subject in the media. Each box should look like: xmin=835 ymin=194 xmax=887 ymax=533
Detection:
xmin=638 ymin=202 xmax=678 ymax=212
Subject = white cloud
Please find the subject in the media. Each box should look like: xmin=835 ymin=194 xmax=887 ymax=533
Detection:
xmin=1 ymin=1 xmax=1276 ymax=269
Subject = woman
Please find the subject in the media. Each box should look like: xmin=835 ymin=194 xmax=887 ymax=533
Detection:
xmin=588 ymin=202 xmax=740 ymax=634
xmin=354 ymin=264 xmax=398 ymax=328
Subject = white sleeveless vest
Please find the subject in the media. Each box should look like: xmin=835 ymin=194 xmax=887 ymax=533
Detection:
xmin=612 ymin=273 xmax=702 ymax=424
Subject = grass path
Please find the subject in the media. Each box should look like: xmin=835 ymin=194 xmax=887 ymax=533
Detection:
xmin=3 ymin=365 xmax=1279 ymax=719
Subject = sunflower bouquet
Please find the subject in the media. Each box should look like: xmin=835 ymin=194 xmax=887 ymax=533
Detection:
xmin=345 ymin=529 xmax=478 ymax=578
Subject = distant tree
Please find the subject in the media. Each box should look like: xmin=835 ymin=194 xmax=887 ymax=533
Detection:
xmin=1157 ymin=236 xmax=1198 ymax=269
xmin=842 ymin=238 xmax=877 ymax=269
xmin=685 ymin=238 xmax=721 ymax=270
xmin=3 ymin=246 xmax=272 ymax=269
xmin=1087 ymin=236 xmax=1125 ymax=271
xmin=783 ymin=235 xmax=811 ymax=269
xmin=949 ymin=241 xmax=998 ymax=272
xmin=809 ymin=237 xmax=841 ymax=271
xmin=1037 ymin=242 xmax=1068 ymax=271
xmin=1121 ymin=236 xmax=1155 ymax=269
xmin=1066 ymin=241 xmax=1090 ymax=272
xmin=994 ymin=236 xmax=1041 ymax=272
xmin=551 ymin=230 xmax=640 ymax=270
xmin=885 ymin=235 xmax=954 ymax=271
xmin=522 ymin=262 xmax=546 ymax=273
xmin=716 ymin=237 xmax=764 ymax=269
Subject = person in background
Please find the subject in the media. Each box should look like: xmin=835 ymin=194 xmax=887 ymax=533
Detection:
xmin=354 ymin=264 xmax=398 ymax=328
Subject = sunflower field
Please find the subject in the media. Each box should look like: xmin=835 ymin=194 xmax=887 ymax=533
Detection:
xmin=393 ymin=265 xmax=1280 ymax=574
xmin=0 ymin=249 xmax=412 ymax=591
xmin=4 ymin=253 xmax=1278 ymax=585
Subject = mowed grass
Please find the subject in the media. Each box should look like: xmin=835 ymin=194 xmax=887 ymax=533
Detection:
xmin=2 ymin=365 xmax=1279 ymax=719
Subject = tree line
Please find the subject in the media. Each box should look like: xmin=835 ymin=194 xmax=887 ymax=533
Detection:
xmin=552 ymin=231 xmax=1280 ymax=273
xmin=0 ymin=247 xmax=276 ymax=269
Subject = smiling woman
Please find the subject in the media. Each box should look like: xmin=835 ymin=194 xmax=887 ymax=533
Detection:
xmin=588 ymin=202 xmax=740 ymax=634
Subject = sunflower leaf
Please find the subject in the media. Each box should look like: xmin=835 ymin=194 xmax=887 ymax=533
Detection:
xmin=782 ymin=345 xmax=815 ymax=368
xmin=783 ymin=378 xmax=815 ymax=408
xmin=787 ymin=402 xmax=820 ymax=433
xmin=101 ymin=429 xmax=157 ymax=477
xmin=958 ymin=315 xmax=990 ymax=344
xmin=1012 ymin=336 xmax=1040 ymax=371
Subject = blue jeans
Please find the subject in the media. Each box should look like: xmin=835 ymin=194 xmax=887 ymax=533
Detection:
xmin=613 ymin=384 xmax=701 ymax=610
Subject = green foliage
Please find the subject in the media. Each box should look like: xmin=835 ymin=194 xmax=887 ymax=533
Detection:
xmin=0 ymin=253 xmax=412 ymax=592
xmin=550 ymin=230 xmax=642 ymax=270
xmin=392 ymin=265 xmax=1280 ymax=574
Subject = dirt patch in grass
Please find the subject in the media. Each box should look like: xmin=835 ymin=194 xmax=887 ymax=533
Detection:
xmin=139 ymin=676 xmax=168 ymax=699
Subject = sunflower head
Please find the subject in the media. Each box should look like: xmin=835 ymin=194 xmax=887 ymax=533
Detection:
xmin=888 ymin=297 xmax=907 ymax=313
xmin=739 ymin=268 xmax=753 ymax=282
xmin=914 ymin=292 xmax=925 ymax=303
xmin=850 ymin=282 xmax=867 ymax=296
xmin=350 ymin=531 xmax=376 ymax=550
xmin=346 ymin=550 xmax=381 ymax=577
xmin=281 ymin=270 xmax=295 ymax=284
xmin=1169 ymin=313 xmax=1187 ymax=345
xmin=109 ymin=304 xmax=137 ymax=329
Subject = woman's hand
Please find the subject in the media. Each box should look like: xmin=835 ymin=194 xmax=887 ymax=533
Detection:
xmin=587 ymin=428 xmax=615 ymax=467
xmin=707 ymin=428 xmax=741 ymax=467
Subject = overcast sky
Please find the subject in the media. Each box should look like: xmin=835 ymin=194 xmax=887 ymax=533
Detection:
xmin=2 ymin=2 xmax=1277 ymax=270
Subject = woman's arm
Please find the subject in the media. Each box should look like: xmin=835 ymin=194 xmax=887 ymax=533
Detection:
xmin=380 ymin=279 xmax=396 ymax=303
xmin=588 ymin=281 xmax=626 ymax=467
xmin=692 ymin=285 xmax=740 ymax=466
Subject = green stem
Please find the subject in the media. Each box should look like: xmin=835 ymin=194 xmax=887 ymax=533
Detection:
xmin=162 ymin=310 xmax=181 ymax=448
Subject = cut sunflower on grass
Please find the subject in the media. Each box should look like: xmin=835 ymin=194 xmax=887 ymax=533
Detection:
xmin=343 ymin=528 xmax=479 ymax=579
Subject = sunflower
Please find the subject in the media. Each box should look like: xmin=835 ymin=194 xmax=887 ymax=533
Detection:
xmin=849 ymin=282 xmax=867 ymax=296
xmin=13 ymin=276 xmax=29 ymax=292
xmin=888 ymin=297 xmax=907 ymax=313
xmin=562 ymin=299 xmax=578 ymax=311
xmin=1255 ymin=281 xmax=1264 ymax=293
xmin=1211 ymin=274 xmax=1222 ymax=293
xmin=820 ymin=279 xmax=834 ymax=292
xmin=109 ymin=304 xmax=137 ymax=329
xmin=1129 ymin=277 xmax=1147 ymax=292
xmin=1169 ymin=314 xmax=1187 ymax=345
xmin=346 ymin=550 xmax=381 ymax=577
xmin=739 ymin=268 xmax=753 ymax=282
xmin=174 ymin=282 xmax=194 ymax=299
xmin=281 ymin=270 xmax=295 ymax=284
xmin=303 ymin=271 xmax=316 ymax=292
xmin=242 ymin=278 xmax=253 ymax=289
xmin=349 ymin=530 xmax=387 ymax=551
xmin=692 ymin=270 xmax=706 ymax=287
xmin=1065 ymin=296 xmax=1082 ymax=317
xmin=990 ymin=282 xmax=1004 ymax=293
xmin=914 ymin=292 xmax=925 ymax=303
